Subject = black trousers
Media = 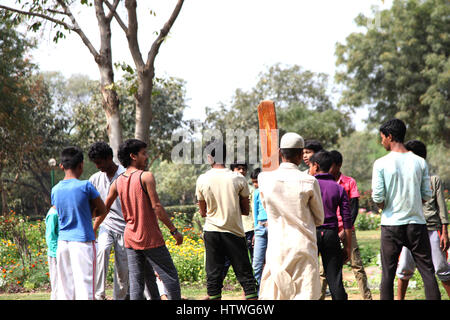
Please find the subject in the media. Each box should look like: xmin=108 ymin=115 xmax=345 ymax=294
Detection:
xmin=380 ymin=224 xmax=441 ymax=300
xmin=204 ymin=231 xmax=257 ymax=299
xmin=316 ymin=227 xmax=348 ymax=300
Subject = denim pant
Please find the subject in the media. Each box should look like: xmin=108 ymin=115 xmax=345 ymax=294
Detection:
xmin=252 ymin=224 xmax=268 ymax=286
xmin=126 ymin=245 xmax=181 ymax=300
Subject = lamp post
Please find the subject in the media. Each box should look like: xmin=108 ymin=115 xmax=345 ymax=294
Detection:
xmin=48 ymin=158 xmax=56 ymax=189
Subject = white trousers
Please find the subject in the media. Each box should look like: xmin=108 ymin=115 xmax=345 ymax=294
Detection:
xmin=396 ymin=230 xmax=450 ymax=282
xmin=95 ymin=226 xmax=129 ymax=300
xmin=48 ymin=256 xmax=58 ymax=300
xmin=56 ymin=240 xmax=96 ymax=300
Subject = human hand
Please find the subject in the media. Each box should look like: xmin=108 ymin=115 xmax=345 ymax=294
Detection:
xmin=440 ymin=234 xmax=449 ymax=252
xmin=173 ymin=231 xmax=183 ymax=245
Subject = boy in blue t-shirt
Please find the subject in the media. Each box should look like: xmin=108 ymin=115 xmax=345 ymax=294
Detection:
xmin=51 ymin=146 xmax=106 ymax=300
xmin=45 ymin=206 xmax=59 ymax=300
xmin=251 ymin=168 xmax=268 ymax=288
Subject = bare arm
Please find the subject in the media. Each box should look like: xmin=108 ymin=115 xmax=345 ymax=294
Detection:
xmin=142 ymin=172 xmax=182 ymax=245
xmin=198 ymin=200 xmax=207 ymax=218
xmin=240 ymin=196 xmax=250 ymax=216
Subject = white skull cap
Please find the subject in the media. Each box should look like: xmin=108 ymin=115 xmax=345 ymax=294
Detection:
xmin=280 ymin=132 xmax=304 ymax=148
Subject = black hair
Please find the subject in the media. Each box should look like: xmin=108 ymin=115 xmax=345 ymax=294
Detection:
xmin=280 ymin=148 xmax=303 ymax=161
xmin=88 ymin=141 xmax=113 ymax=161
xmin=250 ymin=168 xmax=261 ymax=180
xmin=309 ymin=150 xmax=333 ymax=172
xmin=118 ymin=139 xmax=147 ymax=168
xmin=304 ymin=139 xmax=323 ymax=153
xmin=60 ymin=146 xmax=84 ymax=170
xmin=207 ymin=140 xmax=227 ymax=164
xmin=405 ymin=140 xmax=427 ymax=159
xmin=230 ymin=163 xmax=248 ymax=171
xmin=330 ymin=150 xmax=343 ymax=165
xmin=379 ymin=118 xmax=406 ymax=143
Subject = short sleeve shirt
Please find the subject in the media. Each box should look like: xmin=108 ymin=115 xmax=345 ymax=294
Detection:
xmin=89 ymin=165 xmax=126 ymax=234
xmin=196 ymin=168 xmax=250 ymax=237
xmin=336 ymin=174 xmax=359 ymax=231
xmin=51 ymin=179 xmax=100 ymax=242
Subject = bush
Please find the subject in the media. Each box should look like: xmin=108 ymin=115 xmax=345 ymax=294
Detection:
xmin=0 ymin=212 xmax=48 ymax=291
xmin=165 ymin=205 xmax=198 ymax=226
xmin=355 ymin=210 xmax=381 ymax=231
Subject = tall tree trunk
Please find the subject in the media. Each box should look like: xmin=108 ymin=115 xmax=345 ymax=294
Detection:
xmin=134 ymin=71 xmax=153 ymax=145
xmin=95 ymin=0 xmax=123 ymax=159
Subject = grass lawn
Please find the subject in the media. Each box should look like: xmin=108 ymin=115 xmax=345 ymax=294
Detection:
xmin=0 ymin=230 xmax=448 ymax=300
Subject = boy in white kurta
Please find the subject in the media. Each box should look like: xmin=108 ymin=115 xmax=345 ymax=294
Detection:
xmin=258 ymin=133 xmax=324 ymax=300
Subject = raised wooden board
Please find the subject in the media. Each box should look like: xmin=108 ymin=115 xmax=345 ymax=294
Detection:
xmin=257 ymin=100 xmax=279 ymax=171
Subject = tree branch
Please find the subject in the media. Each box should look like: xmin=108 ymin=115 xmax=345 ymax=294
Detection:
xmin=0 ymin=4 xmax=73 ymax=30
xmin=56 ymin=0 xmax=99 ymax=58
xmin=103 ymin=0 xmax=125 ymax=28
xmin=145 ymin=0 xmax=184 ymax=71
xmin=124 ymin=0 xmax=144 ymax=69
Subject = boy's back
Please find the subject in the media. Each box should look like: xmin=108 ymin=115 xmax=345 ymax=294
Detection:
xmin=51 ymin=178 xmax=99 ymax=242
xmin=372 ymin=151 xmax=431 ymax=225
xmin=196 ymin=168 xmax=249 ymax=237
xmin=315 ymin=173 xmax=351 ymax=230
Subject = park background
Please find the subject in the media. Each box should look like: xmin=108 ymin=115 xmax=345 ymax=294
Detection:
xmin=0 ymin=0 xmax=449 ymax=299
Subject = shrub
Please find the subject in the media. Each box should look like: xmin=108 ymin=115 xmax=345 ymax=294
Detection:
xmin=355 ymin=210 xmax=381 ymax=231
xmin=0 ymin=212 xmax=48 ymax=291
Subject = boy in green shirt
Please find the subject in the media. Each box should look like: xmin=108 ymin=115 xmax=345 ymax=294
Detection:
xmin=45 ymin=206 xmax=59 ymax=300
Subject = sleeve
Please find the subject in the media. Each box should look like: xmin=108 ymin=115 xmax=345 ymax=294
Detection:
xmin=45 ymin=210 xmax=59 ymax=244
xmin=348 ymin=178 xmax=360 ymax=199
xmin=371 ymin=160 xmax=385 ymax=204
xmin=239 ymin=177 xmax=250 ymax=198
xmin=350 ymin=197 xmax=359 ymax=226
xmin=340 ymin=188 xmax=352 ymax=230
xmin=421 ymin=162 xmax=432 ymax=202
xmin=434 ymin=176 xmax=449 ymax=225
xmin=87 ymin=181 xmax=100 ymax=200
xmin=253 ymin=190 xmax=259 ymax=226
xmin=195 ymin=176 xmax=205 ymax=201
xmin=309 ymin=179 xmax=325 ymax=226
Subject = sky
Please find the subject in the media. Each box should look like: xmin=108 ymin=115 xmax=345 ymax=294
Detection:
xmin=19 ymin=0 xmax=392 ymax=130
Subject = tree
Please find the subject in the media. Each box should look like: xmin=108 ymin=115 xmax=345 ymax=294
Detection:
xmin=205 ymin=63 xmax=354 ymax=150
xmin=335 ymin=0 xmax=450 ymax=146
xmin=70 ymin=73 xmax=189 ymax=166
xmin=0 ymin=14 xmax=35 ymax=214
xmin=1 ymin=0 xmax=185 ymax=156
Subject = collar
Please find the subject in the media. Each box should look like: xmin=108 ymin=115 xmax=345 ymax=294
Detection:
xmin=279 ymin=162 xmax=299 ymax=170
xmin=314 ymin=173 xmax=335 ymax=180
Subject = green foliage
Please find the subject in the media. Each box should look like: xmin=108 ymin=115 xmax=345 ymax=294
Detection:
xmin=336 ymin=131 xmax=387 ymax=191
xmin=152 ymin=161 xmax=207 ymax=206
xmin=335 ymin=0 xmax=450 ymax=146
xmin=354 ymin=210 xmax=381 ymax=231
xmin=0 ymin=213 xmax=48 ymax=291
xmin=205 ymin=63 xmax=354 ymax=150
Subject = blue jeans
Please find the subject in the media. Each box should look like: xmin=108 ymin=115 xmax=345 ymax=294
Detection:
xmin=252 ymin=223 xmax=268 ymax=286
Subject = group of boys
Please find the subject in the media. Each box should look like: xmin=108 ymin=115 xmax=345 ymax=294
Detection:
xmin=195 ymin=133 xmax=369 ymax=300
xmin=195 ymin=118 xmax=449 ymax=300
xmin=46 ymin=140 xmax=182 ymax=300
xmin=45 ymin=117 xmax=449 ymax=300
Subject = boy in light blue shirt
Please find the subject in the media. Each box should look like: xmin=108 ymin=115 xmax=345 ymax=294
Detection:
xmin=45 ymin=206 xmax=59 ymax=300
xmin=371 ymin=119 xmax=440 ymax=300
xmin=250 ymin=168 xmax=268 ymax=287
